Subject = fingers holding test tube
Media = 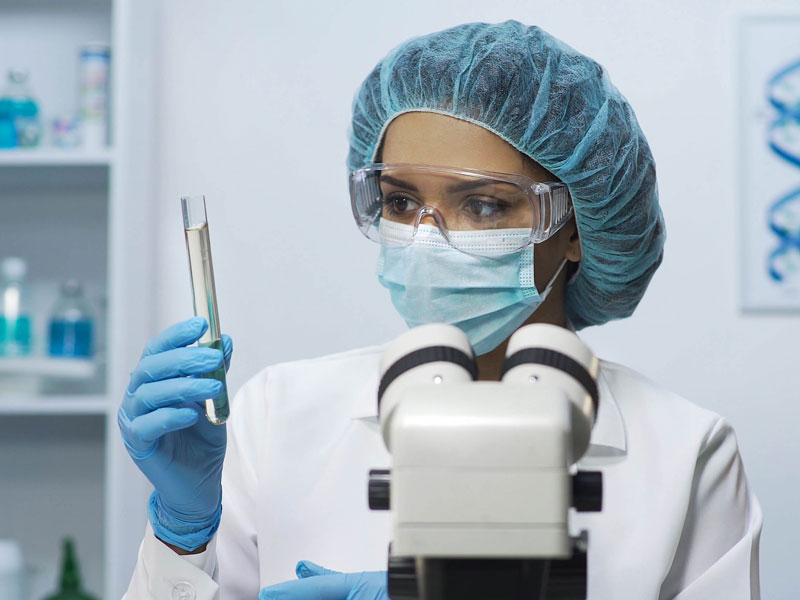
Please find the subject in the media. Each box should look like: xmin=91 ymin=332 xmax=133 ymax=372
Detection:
xmin=117 ymin=316 xmax=233 ymax=550
xmin=120 ymin=318 xmax=234 ymax=453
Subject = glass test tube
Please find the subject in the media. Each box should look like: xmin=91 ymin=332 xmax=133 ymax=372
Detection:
xmin=181 ymin=195 xmax=229 ymax=425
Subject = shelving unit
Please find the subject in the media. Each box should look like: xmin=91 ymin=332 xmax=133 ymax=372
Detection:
xmin=0 ymin=1 xmax=158 ymax=598
xmin=0 ymin=149 xmax=114 ymax=166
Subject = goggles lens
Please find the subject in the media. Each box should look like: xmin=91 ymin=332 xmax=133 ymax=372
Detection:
xmin=350 ymin=164 xmax=572 ymax=255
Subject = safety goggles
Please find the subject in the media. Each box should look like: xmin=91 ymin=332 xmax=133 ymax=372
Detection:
xmin=349 ymin=163 xmax=573 ymax=256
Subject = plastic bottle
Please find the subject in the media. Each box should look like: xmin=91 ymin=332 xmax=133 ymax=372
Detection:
xmin=42 ymin=539 xmax=98 ymax=600
xmin=0 ymin=69 xmax=42 ymax=148
xmin=0 ymin=540 xmax=24 ymax=600
xmin=0 ymin=258 xmax=33 ymax=357
xmin=48 ymin=281 xmax=94 ymax=358
xmin=0 ymin=94 xmax=16 ymax=148
xmin=79 ymin=45 xmax=110 ymax=148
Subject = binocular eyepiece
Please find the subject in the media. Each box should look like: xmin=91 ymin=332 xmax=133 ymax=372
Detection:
xmin=377 ymin=323 xmax=600 ymax=461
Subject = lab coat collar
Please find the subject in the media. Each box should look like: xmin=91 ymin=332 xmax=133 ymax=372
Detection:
xmin=350 ymin=355 xmax=627 ymax=461
xmin=581 ymin=367 xmax=627 ymax=464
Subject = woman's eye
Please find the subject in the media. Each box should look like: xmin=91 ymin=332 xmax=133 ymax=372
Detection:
xmin=386 ymin=194 xmax=420 ymax=213
xmin=464 ymin=197 xmax=507 ymax=217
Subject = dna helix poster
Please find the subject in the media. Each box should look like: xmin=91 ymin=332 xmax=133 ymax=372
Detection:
xmin=740 ymin=17 xmax=800 ymax=310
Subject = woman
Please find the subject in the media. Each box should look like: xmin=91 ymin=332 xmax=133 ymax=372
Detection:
xmin=122 ymin=21 xmax=761 ymax=599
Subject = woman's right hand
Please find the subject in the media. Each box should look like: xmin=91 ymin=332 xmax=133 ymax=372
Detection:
xmin=117 ymin=317 xmax=233 ymax=551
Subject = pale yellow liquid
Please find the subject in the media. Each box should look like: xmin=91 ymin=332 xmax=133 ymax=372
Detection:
xmin=185 ymin=224 xmax=229 ymax=425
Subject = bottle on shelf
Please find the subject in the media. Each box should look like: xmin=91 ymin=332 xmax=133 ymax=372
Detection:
xmin=51 ymin=115 xmax=81 ymax=149
xmin=42 ymin=538 xmax=98 ymax=600
xmin=0 ymin=69 xmax=42 ymax=148
xmin=0 ymin=539 xmax=25 ymax=600
xmin=0 ymin=258 xmax=33 ymax=357
xmin=0 ymin=93 xmax=16 ymax=149
xmin=79 ymin=44 xmax=111 ymax=149
xmin=48 ymin=281 xmax=94 ymax=358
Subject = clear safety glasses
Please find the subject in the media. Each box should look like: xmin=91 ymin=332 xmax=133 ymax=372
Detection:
xmin=349 ymin=163 xmax=573 ymax=256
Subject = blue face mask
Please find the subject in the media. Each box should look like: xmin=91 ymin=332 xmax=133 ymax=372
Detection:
xmin=377 ymin=223 xmax=566 ymax=355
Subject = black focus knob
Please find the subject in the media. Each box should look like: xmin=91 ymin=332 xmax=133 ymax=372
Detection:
xmin=388 ymin=553 xmax=418 ymax=600
xmin=368 ymin=469 xmax=391 ymax=510
xmin=572 ymin=471 xmax=603 ymax=512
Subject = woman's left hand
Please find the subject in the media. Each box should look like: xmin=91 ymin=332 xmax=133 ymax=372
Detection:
xmin=258 ymin=561 xmax=388 ymax=600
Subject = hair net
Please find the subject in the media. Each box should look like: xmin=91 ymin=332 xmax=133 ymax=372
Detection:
xmin=347 ymin=20 xmax=665 ymax=330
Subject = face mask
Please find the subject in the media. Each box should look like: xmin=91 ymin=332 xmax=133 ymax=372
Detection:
xmin=377 ymin=223 xmax=566 ymax=355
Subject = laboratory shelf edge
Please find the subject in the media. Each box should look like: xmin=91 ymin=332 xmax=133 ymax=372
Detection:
xmin=0 ymin=149 xmax=115 ymax=167
xmin=0 ymin=395 xmax=109 ymax=415
xmin=103 ymin=1 xmax=160 ymax=598
xmin=0 ymin=356 xmax=98 ymax=378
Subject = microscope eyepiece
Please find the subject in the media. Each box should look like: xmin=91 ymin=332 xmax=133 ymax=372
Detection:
xmin=377 ymin=324 xmax=477 ymax=421
xmin=378 ymin=345 xmax=477 ymax=409
xmin=501 ymin=324 xmax=600 ymax=460
xmin=500 ymin=347 xmax=599 ymax=412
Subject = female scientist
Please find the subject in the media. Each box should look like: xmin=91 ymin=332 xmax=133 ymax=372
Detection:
xmin=121 ymin=21 xmax=761 ymax=599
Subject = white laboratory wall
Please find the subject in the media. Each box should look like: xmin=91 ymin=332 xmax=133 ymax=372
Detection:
xmin=151 ymin=1 xmax=799 ymax=597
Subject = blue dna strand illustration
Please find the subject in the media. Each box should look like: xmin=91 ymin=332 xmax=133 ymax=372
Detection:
xmin=767 ymin=59 xmax=800 ymax=282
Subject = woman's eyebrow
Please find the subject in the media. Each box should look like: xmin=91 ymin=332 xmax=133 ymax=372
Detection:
xmin=380 ymin=174 xmax=504 ymax=194
xmin=379 ymin=174 xmax=419 ymax=192
xmin=446 ymin=179 xmax=504 ymax=193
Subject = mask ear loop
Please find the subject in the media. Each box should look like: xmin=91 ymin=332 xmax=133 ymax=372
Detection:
xmin=539 ymin=258 xmax=569 ymax=301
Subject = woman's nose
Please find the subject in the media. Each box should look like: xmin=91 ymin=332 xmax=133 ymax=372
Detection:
xmin=418 ymin=212 xmax=438 ymax=227
xmin=415 ymin=205 xmax=446 ymax=231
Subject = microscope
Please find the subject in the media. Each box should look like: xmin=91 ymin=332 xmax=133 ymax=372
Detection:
xmin=367 ymin=323 xmax=603 ymax=600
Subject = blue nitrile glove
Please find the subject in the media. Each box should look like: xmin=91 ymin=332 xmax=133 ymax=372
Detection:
xmin=259 ymin=561 xmax=389 ymax=600
xmin=117 ymin=317 xmax=233 ymax=551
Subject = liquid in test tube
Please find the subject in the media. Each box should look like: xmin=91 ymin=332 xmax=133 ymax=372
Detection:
xmin=181 ymin=195 xmax=229 ymax=425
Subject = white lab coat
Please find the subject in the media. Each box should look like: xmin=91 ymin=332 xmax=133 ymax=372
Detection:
xmin=124 ymin=344 xmax=762 ymax=600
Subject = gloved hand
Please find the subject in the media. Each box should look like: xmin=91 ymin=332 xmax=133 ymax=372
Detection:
xmin=259 ymin=561 xmax=388 ymax=600
xmin=117 ymin=317 xmax=233 ymax=551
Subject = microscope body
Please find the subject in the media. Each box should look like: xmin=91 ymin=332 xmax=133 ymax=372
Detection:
xmin=370 ymin=324 xmax=602 ymax=600
xmin=389 ymin=382 xmax=574 ymax=560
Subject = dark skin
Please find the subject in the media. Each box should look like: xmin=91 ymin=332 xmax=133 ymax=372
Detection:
xmin=380 ymin=112 xmax=582 ymax=380
xmin=162 ymin=112 xmax=582 ymax=556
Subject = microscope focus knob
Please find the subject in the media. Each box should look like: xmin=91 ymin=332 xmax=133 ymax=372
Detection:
xmin=572 ymin=471 xmax=603 ymax=512
xmin=388 ymin=552 xmax=418 ymax=600
xmin=368 ymin=469 xmax=391 ymax=510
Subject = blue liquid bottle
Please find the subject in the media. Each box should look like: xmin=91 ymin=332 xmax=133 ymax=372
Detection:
xmin=0 ymin=95 xmax=16 ymax=148
xmin=0 ymin=69 xmax=42 ymax=148
xmin=0 ymin=257 xmax=33 ymax=357
xmin=48 ymin=281 xmax=94 ymax=358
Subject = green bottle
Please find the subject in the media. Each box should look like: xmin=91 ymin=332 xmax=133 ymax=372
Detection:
xmin=42 ymin=539 xmax=98 ymax=600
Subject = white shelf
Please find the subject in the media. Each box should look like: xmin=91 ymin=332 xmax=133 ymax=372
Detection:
xmin=0 ymin=148 xmax=114 ymax=166
xmin=0 ymin=395 xmax=109 ymax=415
xmin=0 ymin=356 xmax=98 ymax=379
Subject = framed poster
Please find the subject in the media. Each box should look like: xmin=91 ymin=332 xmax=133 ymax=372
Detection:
xmin=740 ymin=16 xmax=800 ymax=310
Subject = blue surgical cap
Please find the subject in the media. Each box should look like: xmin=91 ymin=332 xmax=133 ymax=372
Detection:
xmin=348 ymin=20 xmax=665 ymax=330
